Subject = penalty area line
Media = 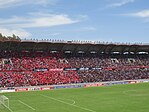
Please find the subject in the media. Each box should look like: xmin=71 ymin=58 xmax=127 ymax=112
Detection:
xmin=58 ymin=98 xmax=76 ymax=105
xmin=18 ymin=100 xmax=35 ymax=111
xmin=41 ymin=94 xmax=96 ymax=112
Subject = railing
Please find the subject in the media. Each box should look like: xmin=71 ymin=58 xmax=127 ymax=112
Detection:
xmin=21 ymin=39 xmax=148 ymax=45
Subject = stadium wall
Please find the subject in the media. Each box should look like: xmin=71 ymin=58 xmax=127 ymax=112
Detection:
xmin=0 ymin=79 xmax=149 ymax=93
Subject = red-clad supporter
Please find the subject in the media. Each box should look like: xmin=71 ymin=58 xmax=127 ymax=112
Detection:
xmin=0 ymin=50 xmax=149 ymax=87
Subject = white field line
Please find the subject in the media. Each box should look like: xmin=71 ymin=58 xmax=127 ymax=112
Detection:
xmin=58 ymin=98 xmax=75 ymax=105
xmin=41 ymin=94 xmax=96 ymax=112
xmin=18 ymin=100 xmax=35 ymax=111
xmin=0 ymin=100 xmax=13 ymax=112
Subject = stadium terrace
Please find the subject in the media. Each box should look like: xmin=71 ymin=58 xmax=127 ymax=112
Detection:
xmin=0 ymin=39 xmax=149 ymax=87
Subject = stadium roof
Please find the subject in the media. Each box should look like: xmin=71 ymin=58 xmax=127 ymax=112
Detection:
xmin=0 ymin=40 xmax=149 ymax=54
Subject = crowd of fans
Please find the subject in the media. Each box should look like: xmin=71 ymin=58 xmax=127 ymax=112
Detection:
xmin=67 ymin=56 xmax=149 ymax=83
xmin=0 ymin=51 xmax=149 ymax=87
xmin=78 ymin=69 xmax=149 ymax=83
xmin=0 ymin=71 xmax=81 ymax=87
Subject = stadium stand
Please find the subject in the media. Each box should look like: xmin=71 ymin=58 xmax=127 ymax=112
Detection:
xmin=0 ymin=40 xmax=149 ymax=87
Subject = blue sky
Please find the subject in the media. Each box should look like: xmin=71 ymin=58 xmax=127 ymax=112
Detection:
xmin=0 ymin=0 xmax=149 ymax=43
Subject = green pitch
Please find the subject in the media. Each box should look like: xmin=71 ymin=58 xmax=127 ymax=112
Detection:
xmin=1 ymin=83 xmax=149 ymax=112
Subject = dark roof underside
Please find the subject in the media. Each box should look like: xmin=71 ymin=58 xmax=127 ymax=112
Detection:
xmin=0 ymin=41 xmax=149 ymax=54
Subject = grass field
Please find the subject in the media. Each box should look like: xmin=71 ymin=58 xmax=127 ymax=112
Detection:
xmin=1 ymin=83 xmax=149 ymax=112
